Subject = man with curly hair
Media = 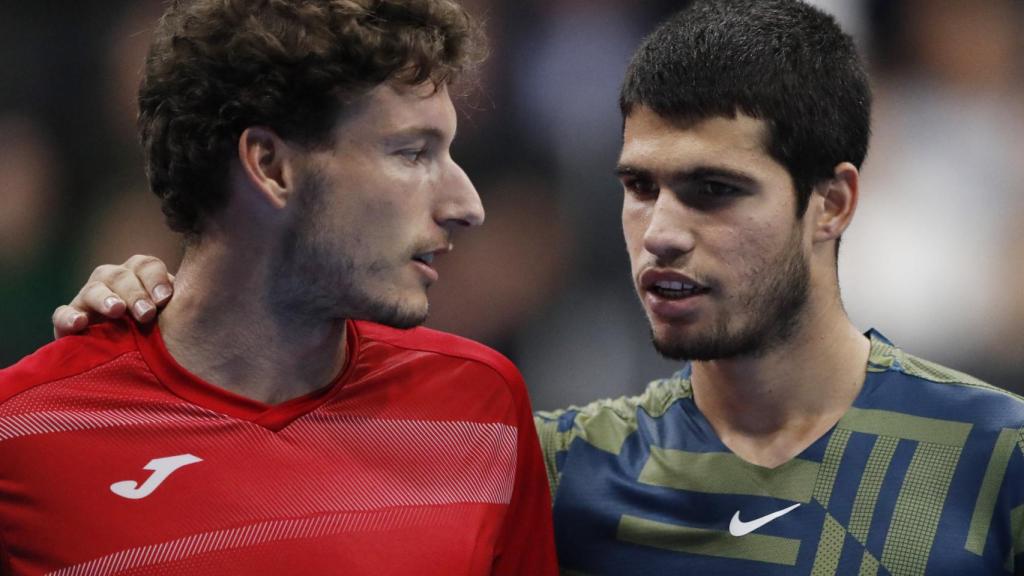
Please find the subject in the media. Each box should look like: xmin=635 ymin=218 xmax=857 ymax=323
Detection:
xmin=41 ymin=0 xmax=1024 ymax=574
xmin=0 ymin=1 xmax=556 ymax=573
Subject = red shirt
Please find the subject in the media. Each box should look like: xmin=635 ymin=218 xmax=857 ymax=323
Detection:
xmin=0 ymin=320 xmax=556 ymax=575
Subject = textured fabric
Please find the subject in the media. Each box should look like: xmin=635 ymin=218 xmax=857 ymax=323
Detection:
xmin=0 ymin=320 xmax=556 ymax=575
xmin=537 ymin=331 xmax=1024 ymax=575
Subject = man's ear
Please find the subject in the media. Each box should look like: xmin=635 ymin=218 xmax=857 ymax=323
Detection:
xmin=812 ymin=162 xmax=860 ymax=243
xmin=236 ymin=126 xmax=297 ymax=209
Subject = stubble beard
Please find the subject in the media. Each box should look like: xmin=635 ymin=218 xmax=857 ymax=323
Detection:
xmin=271 ymin=169 xmax=429 ymax=329
xmin=649 ymin=226 xmax=811 ymax=362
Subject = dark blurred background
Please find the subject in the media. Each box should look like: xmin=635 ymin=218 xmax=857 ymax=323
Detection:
xmin=1 ymin=0 xmax=1021 ymax=409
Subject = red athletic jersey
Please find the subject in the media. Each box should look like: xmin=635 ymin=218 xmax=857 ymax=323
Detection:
xmin=0 ymin=320 xmax=556 ymax=575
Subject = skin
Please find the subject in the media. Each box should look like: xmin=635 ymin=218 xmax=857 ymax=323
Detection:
xmin=618 ymin=107 xmax=869 ymax=468
xmin=57 ymin=105 xmax=870 ymax=470
xmin=55 ymin=81 xmax=483 ymax=405
xmin=619 ymin=111 xmax=811 ymax=362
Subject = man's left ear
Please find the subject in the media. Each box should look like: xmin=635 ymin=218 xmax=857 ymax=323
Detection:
xmin=812 ymin=162 xmax=860 ymax=243
xmin=236 ymin=126 xmax=302 ymax=210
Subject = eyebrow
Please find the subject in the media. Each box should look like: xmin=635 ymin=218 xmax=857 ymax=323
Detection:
xmin=614 ymin=164 xmax=758 ymax=187
xmin=382 ymin=126 xmax=450 ymax=146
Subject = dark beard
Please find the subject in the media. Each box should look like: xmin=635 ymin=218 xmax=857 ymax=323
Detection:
xmin=651 ymin=228 xmax=810 ymax=361
xmin=270 ymin=168 xmax=429 ymax=329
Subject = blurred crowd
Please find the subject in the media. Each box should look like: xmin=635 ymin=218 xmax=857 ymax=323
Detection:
xmin=1 ymin=0 xmax=1021 ymax=408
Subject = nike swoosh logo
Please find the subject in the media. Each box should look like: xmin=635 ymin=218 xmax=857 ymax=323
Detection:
xmin=729 ymin=503 xmax=801 ymax=536
xmin=110 ymin=454 xmax=203 ymax=500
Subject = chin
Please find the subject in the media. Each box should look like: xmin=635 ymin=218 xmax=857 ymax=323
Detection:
xmin=649 ymin=323 xmax=731 ymax=362
xmin=359 ymin=292 xmax=430 ymax=329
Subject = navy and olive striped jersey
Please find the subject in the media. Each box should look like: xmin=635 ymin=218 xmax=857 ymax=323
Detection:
xmin=536 ymin=331 xmax=1024 ymax=575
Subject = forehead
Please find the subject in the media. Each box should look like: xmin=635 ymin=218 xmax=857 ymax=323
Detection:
xmin=619 ymin=107 xmax=778 ymax=176
xmin=335 ymin=81 xmax=457 ymax=140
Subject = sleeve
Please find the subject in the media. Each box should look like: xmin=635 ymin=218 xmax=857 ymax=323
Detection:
xmin=534 ymin=408 xmax=578 ymax=503
xmin=490 ymin=373 xmax=559 ymax=576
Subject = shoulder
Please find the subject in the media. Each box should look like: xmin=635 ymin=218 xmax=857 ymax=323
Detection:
xmin=0 ymin=321 xmax=137 ymax=405
xmin=864 ymin=331 xmax=1024 ymax=431
xmin=533 ymin=372 xmax=692 ymax=498
xmin=353 ymin=320 xmax=525 ymax=393
xmin=535 ymin=373 xmax=692 ymax=455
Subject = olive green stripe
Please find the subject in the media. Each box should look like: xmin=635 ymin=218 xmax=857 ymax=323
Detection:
xmin=859 ymin=550 xmax=880 ymax=576
xmin=534 ymin=415 xmax=568 ymax=500
xmin=571 ymin=408 xmax=638 ymax=455
xmin=999 ymin=502 xmax=1024 ymax=569
xmin=1009 ymin=504 xmax=1024 ymax=571
xmin=850 ymin=436 xmax=899 ymax=544
xmin=866 ymin=335 xmax=897 ymax=372
xmin=639 ymin=447 xmax=818 ymax=502
xmin=813 ymin=428 xmax=852 ymax=508
xmin=965 ymin=428 xmax=1019 ymax=555
xmin=1015 ymin=505 xmax=1024 ymax=553
xmin=810 ymin=513 xmax=846 ymax=575
xmin=840 ymin=408 xmax=972 ymax=448
xmin=617 ymin=514 xmax=801 ymax=566
xmin=881 ymin=443 xmax=962 ymax=576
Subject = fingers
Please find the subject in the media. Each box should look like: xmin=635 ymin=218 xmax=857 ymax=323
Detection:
xmin=52 ymin=305 xmax=89 ymax=339
xmin=52 ymin=255 xmax=176 ymax=340
xmin=122 ymin=255 xmax=175 ymax=308
xmin=83 ymin=265 xmax=158 ymax=323
xmin=74 ymin=276 xmax=133 ymax=318
xmin=52 ymin=278 xmax=131 ymax=339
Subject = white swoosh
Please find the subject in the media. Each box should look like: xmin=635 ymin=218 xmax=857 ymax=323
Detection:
xmin=110 ymin=454 xmax=203 ymax=500
xmin=729 ymin=503 xmax=801 ymax=536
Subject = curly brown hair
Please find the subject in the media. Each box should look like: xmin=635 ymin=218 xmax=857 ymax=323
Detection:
xmin=138 ymin=0 xmax=482 ymax=236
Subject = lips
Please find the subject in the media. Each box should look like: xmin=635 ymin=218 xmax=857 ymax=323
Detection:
xmin=411 ymin=243 xmax=451 ymax=267
xmin=639 ymin=269 xmax=710 ymax=299
xmin=410 ymin=243 xmax=452 ymax=283
xmin=639 ymin=268 xmax=711 ymax=319
xmin=412 ymin=252 xmax=435 ymax=266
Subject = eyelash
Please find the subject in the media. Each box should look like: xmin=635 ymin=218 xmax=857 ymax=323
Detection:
xmin=398 ymin=148 xmax=428 ymax=163
xmin=697 ymin=181 xmax=740 ymax=197
xmin=621 ymin=178 xmax=744 ymax=210
xmin=622 ymin=178 xmax=659 ymax=198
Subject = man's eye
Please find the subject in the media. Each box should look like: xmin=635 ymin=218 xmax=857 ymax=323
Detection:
xmin=398 ymin=148 xmax=427 ymax=163
xmin=698 ymin=181 xmax=740 ymax=197
xmin=623 ymin=178 xmax=659 ymax=198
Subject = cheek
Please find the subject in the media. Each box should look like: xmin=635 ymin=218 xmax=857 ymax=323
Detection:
xmin=621 ymin=199 xmax=649 ymax=254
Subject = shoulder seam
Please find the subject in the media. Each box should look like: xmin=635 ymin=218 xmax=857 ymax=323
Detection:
xmin=359 ymin=327 xmax=522 ymax=400
xmin=875 ymin=341 xmax=1024 ymax=405
xmin=0 ymin=349 xmax=138 ymax=407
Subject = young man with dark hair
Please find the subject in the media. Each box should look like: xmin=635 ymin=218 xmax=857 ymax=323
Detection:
xmin=536 ymin=1 xmax=1024 ymax=573
xmin=0 ymin=1 xmax=556 ymax=573
xmin=48 ymin=0 xmax=1024 ymax=574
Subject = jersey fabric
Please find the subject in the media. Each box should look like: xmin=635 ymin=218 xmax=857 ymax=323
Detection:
xmin=536 ymin=331 xmax=1024 ymax=575
xmin=0 ymin=320 xmax=556 ymax=575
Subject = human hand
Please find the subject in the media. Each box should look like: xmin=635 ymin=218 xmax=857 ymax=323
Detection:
xmin=52 ymin=255 xmax=174 ymax=338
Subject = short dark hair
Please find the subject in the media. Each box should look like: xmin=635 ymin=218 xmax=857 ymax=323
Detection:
xmin=620 ymin=0 xmax=872 ymax=215
xmin=139 ymin=0 xmax=482 ymax=236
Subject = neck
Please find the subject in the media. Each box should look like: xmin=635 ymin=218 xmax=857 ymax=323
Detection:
xmin=158 ymin=238 xmax=348 ymax=405
xmin=690 ymin=293 xmax=870 ymax=468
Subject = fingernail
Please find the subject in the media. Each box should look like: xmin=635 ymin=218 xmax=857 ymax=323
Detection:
xmin=134 ymin=300 xmax=154 ymax=318
xmin=104 ymin=296 xmax=123 ymax=311
xmin=68 ymin=313 xmax=85 ymax=328
xmin=154 ymin=284 xmax=173 ymax=302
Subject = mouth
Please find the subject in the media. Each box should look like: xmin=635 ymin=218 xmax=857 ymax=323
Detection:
xmin=640 ymin=270 xmax=711 ymax=300
xmin=648 ymin=279 xmax=709 ymax=299
xmin=412 ymin=252 xmax=436 ymax=266
xmin=410 ymin=243 xmax=451 ymax=283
